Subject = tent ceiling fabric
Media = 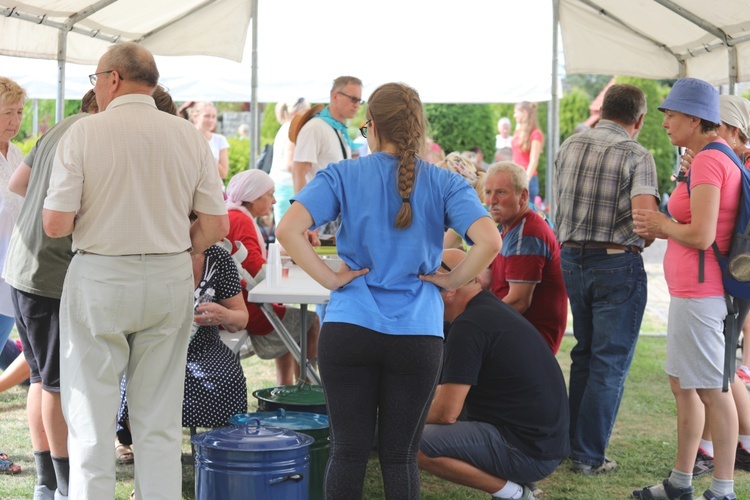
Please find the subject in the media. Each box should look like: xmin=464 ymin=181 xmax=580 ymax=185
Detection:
xmin=559 ymin=0 xmax=750 ymax=85
xmin=0 ymin=0 xmax=252 ymax=63
xmin=0 ymin=0 xmax=555 ymax=104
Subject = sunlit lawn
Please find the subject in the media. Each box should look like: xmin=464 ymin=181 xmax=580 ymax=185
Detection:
xmin=1 ymin=322 xmax=748 ymax=498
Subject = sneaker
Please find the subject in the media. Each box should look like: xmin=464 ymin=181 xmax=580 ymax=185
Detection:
xmin=571 ymin=457 xmax=617 ymax=475
xmin=736 ymin=365 xmax=750 ymax=386
xmin=33 ymin=485 xmax=55 ymax=500
xmin=736 ymin=442 xmax=750 ymax=471
xmin=528 ymin=482 xmax=543 ymax=498
xmin=632 ymin=478 xmax=693 ymax=499
xmin=519 ymin=485 xmax=537 ymax=500
xmin=693 ymin=447 xmax=714 ymax=477
xmin=701 ymin=490 xmax=736 ymax=500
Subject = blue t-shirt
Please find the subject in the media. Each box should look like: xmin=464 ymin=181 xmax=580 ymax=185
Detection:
xmin=293 ymin=152 xmax=489 ymax=337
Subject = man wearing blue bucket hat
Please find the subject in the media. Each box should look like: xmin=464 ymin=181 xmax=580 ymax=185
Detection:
xmin=632 ymin=78 xmax=741 ymax=500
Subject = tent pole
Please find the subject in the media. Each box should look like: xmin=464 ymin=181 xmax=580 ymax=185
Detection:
xmin=729 ymin=45 xmax=737 ymax=95
xmin=53 ymin=0 xmax=120 ymax=123
xmin=56 ymin=31 xmax=67 ymax=124
xmin=250 ymin=0 xmax=260 ymax=168
xmin=548 ymin=0 xmax=560 ymax=223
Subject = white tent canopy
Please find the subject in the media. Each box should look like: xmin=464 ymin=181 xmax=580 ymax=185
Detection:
xmin=0 ymin=0 xmax=252 ymax=63
xmin=0 ymin=0 xmax=554 ymax=104
xmin=559 ymin=0 xmax=750 ymax=89
xmin=4 ymin=0 xmax=750 ymax=183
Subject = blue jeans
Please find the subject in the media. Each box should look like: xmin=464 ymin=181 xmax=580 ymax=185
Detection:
xmin=0 ymin=337 xmax=20 ymax=370
xmin=561 ymin=247 xmax=647 ymax=465
xmin=528 ymin=175 xmax=539 ymax=203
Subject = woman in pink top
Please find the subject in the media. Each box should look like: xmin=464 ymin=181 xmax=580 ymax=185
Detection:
xmin=511 ymin=101 xmax=543 ymax=204
xmin=679 ymin=94 xmax=750 ymax=481
xmin=632 ymin=78 xmax=741 ymax=500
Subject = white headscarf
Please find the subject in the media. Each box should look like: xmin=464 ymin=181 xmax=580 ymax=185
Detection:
xmin=226 ymin=169 xmax=275 ymax=258
xmin=719 ymin=94 xmax=750 ymax=139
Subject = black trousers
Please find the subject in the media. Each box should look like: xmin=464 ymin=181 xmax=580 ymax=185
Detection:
xmin=319 ymin=322 xmax=443 ymax=500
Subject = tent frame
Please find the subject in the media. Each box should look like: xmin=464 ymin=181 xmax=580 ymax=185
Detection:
xmin=548 ymin=0 xmax=743 ymax=221
xmin=1 ymin=0 xmax=254 ymax=137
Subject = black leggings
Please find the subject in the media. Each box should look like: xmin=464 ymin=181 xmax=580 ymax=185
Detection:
xmin=319 ymin=322 xmax=443 ymax=500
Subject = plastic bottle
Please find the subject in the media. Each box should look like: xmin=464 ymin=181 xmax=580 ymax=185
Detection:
xmin=266 ymin=243 xmax=282 ymax=288
xmin=190 ymin=288 xmax=215 ymax=339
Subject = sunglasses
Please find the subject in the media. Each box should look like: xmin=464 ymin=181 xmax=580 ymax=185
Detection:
xmin=337 ymin=91 xmax=365 ymax=105
xmin=359 ymin=119 xmax=372 ymax=138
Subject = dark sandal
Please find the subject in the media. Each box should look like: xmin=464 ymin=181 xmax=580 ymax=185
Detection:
xmin=0 ymin=455 xmax=21 ymax=474
xmin=633 ymin=479 xmax=694 ymax=499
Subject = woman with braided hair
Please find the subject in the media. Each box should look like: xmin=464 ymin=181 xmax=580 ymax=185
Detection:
xmin=277 ymin=82 xmax=501 ymax=499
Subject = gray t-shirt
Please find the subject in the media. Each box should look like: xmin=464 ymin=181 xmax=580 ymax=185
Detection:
xmin=2 ymin=114 xmax=86 ymax=298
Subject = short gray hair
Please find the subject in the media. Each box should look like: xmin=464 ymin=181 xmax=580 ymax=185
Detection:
xmin=105 ymin=42 xmax=159 ymax=87
xmin=485 ymin=161 xmax=528 ymax=194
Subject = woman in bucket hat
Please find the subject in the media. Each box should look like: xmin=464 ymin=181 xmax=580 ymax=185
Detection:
xmin=632 ymin=78 xmax=742 ymax=500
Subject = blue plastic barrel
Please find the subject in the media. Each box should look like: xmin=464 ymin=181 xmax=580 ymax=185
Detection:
xmin=191 ymin=418 xmax=313 ymax=499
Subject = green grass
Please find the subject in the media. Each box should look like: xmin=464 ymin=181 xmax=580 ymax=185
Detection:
xmin=1 ymin=332 xmax=749 ymax=499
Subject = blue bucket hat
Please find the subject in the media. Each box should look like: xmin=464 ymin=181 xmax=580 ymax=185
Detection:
xmin=658 ymin=78 xmax=721 ymax=124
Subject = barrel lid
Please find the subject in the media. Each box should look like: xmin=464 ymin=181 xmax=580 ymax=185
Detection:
xmin=191 ymin=419 xmax=313 ymax=451
xmin=229 ymin=408 xmax=329 ymax=430
xmin=253 ymin=384 xmax=326 ymax=405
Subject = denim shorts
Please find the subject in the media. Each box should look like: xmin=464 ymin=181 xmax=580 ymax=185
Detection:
xmin=419 ymin=420 xmax=560 ymax=484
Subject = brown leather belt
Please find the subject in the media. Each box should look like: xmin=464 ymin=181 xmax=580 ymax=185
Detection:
xmin=562 ymin=241 xmax=642 ymax=253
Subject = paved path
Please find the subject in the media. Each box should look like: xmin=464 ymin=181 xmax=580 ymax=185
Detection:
xmin=643 ymin=239 xmax=670 ymax=332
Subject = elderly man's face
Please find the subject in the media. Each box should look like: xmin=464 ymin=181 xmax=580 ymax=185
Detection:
xmin=484 ymin=172 xmax=526 ymax=228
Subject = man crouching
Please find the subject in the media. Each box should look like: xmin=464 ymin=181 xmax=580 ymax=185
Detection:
xmin=418 ymin=248 xmax=569 ymax=500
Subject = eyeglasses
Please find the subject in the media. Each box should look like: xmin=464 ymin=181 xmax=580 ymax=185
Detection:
xmin=359 ymin=119 xmax=372 ymax=138
xmin=337 ymin=91 xmax=365 ymax=105
xmin=88 ymin=70 xmax=123 ymax=86
xmin=440 ymin=261 xmax=452 ymax=272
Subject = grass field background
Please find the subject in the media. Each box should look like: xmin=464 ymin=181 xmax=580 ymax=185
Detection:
xmin=1 ymin=320 xmax=749 ymax=498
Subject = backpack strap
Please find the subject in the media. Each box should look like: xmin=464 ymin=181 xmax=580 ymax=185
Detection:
xmin=687 ymin=142 xmax=745 ymax=283
xmin=332 ymin=128 xmax=348 ymax=159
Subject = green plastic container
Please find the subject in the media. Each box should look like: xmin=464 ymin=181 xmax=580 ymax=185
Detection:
xmin=252 ymin=384 xmax=327 ymax=415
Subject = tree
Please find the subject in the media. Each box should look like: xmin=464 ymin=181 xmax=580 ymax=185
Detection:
xmin=559 ymin=87 xmax=591 ymax=141
xmin=562 ymin=74 xmax=612 ymax=100
xmin=423 ymin=104 xmax=496 ymax=161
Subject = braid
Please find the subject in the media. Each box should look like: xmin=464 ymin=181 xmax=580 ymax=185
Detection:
xmin=368 ymin=83 xmax=426 ymax=229
xmin=395 ymin=90 xmax=424 ymax=229
xmin=395 ymin=149 xmax=417 ymax=229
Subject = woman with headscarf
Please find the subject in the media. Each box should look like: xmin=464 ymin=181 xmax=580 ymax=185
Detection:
xmin=225 ymin=169 xmax=319 ymax=386
xmin=632 ymin=78 xmax=741 ymax=500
